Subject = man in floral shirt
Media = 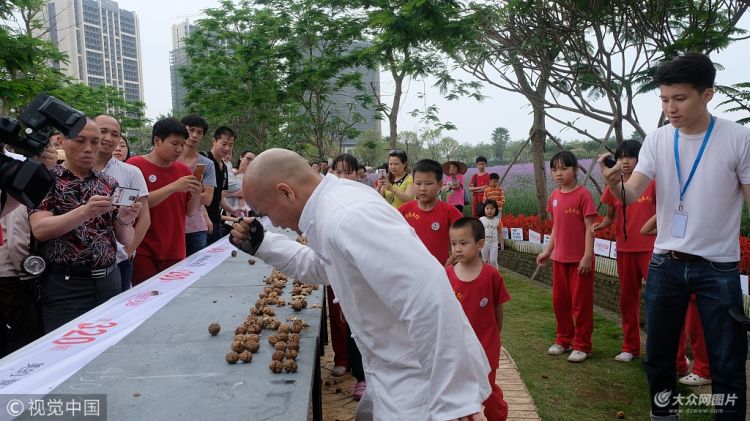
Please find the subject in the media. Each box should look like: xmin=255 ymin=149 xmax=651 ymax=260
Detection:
xmin=29 ymin=118 xmax=141 ymax=332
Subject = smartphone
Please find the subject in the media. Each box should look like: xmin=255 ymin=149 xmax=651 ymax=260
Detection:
xmin=111 ymin=186 xmax=139 ymax=207
xmin=377 ymin=169 xmax=386 ymax=178
xmin=193 ymin=164 xmax=206 ymax=181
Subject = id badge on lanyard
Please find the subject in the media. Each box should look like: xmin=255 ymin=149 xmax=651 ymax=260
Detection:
xmin=672 ymin=116 xmax=714 ymax=238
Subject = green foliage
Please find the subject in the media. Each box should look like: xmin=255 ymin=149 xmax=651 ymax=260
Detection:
xmin=181 ymin=0 xmax=375 ymax=160
xmin=0 ymin=0 xmax=67 ymax=115
xmin=354 ymin=129 xmax=388 ymax=166
xmin=717 ymin=82 xmax=750 ymax=125
xmin=491 ymin=126 xmax=509 ymax=163
xmin=49 ymin=83 xmax=146 ymax=132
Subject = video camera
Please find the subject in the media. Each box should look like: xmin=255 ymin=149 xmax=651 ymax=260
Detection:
xmin=0 ymin=93 xmax=86 ymax=208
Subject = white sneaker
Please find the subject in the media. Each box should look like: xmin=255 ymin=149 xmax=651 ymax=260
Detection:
xmin=547 ymin=343 xmax=572 ymax=355
xmin=567 ymin=350 xmax=588 ymax=362
xmin=332 ymin=365 xmax=347 ymax=377
xmin=679 ymin=373 xmax=711 ymax=386
xmin=614 ymin=352 xmax=635 ymax=362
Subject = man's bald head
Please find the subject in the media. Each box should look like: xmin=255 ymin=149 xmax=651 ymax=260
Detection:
xmin=94 ymin=114 xmax=121 ymax=157
xmin=243 ymin=149 xmax=322 ymax=232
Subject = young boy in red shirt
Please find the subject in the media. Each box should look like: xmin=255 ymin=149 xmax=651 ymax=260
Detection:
xmin=128 ymin=118 xmax=202 ymax=285
xmin=447 ymin=217 xmax=510 ymax=421
xmin=469 ymin=156 xmax=490 ymax=217
xmin=399 ymin=159 xmax=463 ymax=266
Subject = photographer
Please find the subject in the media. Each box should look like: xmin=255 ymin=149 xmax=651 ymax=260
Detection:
xmin=29 ymin=118 xmax=141 ymax=332
xmin=0 ymin=142 xmax=57 ymax=355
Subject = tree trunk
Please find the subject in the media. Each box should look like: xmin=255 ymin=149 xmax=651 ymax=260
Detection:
xmin=530 ymin=102 xmax=548 ymax=221
xmin=388 ymin=70 xmax=403 ymax=149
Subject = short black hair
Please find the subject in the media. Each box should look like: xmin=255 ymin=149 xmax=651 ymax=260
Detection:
xmin=332 ymin=153 xmax=358 ymax=173
xmin=451 ymin=217 xmax=485 ymax=242
xmin=615 ymin=139 xmax=642 ymax=160
xmin=550 ymin=150 xmax=578 ymax=169
xmin=475 ymin=156 xmax=487 ymax=164
xmin=152 ymin=118 xmax=189 ymax=145
xmin=484 ymin=199 xmax=499 ymax=214
xmin=358 ymin=165 xmax=367 ymax=171
xmin=181 ymin=114 xmax=209 ymax=133
xmin=489 ymin=172 xmax=500 ymax=180
xmin=412 ymin=159 xmax=443 ymax=181
xmin=213 ymin=126 xmax=236 ymax=140
xmin=653 ymin=53 xmax=715 ymax=92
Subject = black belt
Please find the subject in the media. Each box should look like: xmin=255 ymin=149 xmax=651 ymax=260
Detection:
xmin=48 ymin=263 xmax=117 ymax=279
xmin=666 ymin=250 xmax=704 ymax=262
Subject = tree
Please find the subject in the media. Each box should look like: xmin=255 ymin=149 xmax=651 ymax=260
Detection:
xmin=355 ymin=0 xmax=475 ymax=148
xmin=438 ymin=136 xmax=460 ymax=161
xmin=490 ymin=126 xmax=509 ymax=163
xmin=718 ymin=82 xmax=750 ymax=125
xmin=0 ymin=0 xmax=66 ymax=115
xmin=355 ymin=129 xmax=387 ymax=166
xmin=49 ymin=83 xmax=146 ymax=132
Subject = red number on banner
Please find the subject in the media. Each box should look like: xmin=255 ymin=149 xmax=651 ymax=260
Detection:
xmin=53 ymin=337 xmax=95 ymax=345
xmin=79 ymin=321 xmax=118 ymax=329
xmin=51 ymin=321 xmax=119 ymax=346
xmin=159 ymin=271 xmax=192 ymax=281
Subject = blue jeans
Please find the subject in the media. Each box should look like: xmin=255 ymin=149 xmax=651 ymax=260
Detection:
xmin=186 ymin=231 xmax=208 ymax=256
xmin=645 ymin=253 xmax=746 ymax=420
xmin=117 ymin=259 xmax=133 ymax=292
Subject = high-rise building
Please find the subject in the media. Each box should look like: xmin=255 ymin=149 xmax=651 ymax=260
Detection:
xmin=169 ymin=19 xmax=196 ymax=115
xmin=40 ymin=0 xmax=144 ymax=102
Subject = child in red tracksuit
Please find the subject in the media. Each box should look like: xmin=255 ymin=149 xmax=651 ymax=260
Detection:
xmin=593 ymin=140 xmax=656 ymax=362
xmin=537 ymin=151 xmax=597 ymax=363
xmin=447 ymin=217 xmax=510 ymax=421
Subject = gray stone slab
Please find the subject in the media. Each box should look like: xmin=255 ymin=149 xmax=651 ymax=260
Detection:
xmin=50 ymin=337 xmax=319 ymax=421
xmin=43 ymin=254 xmax=324 ymax=420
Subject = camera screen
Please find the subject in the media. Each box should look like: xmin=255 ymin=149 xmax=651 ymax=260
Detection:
xmin=111 ymin=186 xmax=139 ymax=207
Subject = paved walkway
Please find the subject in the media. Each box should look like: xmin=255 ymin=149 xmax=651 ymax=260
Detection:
xmin=320 ymin=329 xmax=541 ymax=420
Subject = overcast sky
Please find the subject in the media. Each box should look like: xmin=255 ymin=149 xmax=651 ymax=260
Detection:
xmin=127 ymin=0 xmax=750 ymax=144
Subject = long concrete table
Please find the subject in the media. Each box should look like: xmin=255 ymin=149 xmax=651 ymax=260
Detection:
xmin=37 ymin=254 xmax=325 ymax=421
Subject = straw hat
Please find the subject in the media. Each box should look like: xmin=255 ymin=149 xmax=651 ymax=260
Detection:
xmin=442 ymin=160 xmax=467 ymax=175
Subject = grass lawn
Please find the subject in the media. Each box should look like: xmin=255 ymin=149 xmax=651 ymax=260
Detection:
xmin=501 ymin=269 xmax=714 ymax=420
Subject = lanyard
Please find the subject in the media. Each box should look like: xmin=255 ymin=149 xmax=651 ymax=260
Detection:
xmin=673 ymin=115 xmax=714 ymax=210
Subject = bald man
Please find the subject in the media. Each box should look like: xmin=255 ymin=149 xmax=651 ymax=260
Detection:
xmin=231 ymin=149 xmax=490 ymax=421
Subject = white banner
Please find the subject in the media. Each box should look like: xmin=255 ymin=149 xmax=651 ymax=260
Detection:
xmin=528 ymin=230 xmax=541 ymax=244
xmin=0 ymin=238 xmax=236 ymax=395
xmin=593 ymin=238 xmax=612 ymax=257
xmin=510 ymin=228 xmax=524 ymax=241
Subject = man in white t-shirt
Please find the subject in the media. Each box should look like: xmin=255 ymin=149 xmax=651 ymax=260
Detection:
xmin=599 ymin=53 xmax=748 ymax=421
xmin=94 ymin=115 xmax=150 ymax=291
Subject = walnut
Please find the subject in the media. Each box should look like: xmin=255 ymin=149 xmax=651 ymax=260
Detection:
xmin=291 ymin=286 xmax=303 ymax=295
xmin=233 ymin=334 xmax=246 ymax=342
xmin=276 ymin=333 xmax=288 ymax=342
xmin=208 ymin=322 xmax=221 ymax=336
xmin=245 ymin=324 xmax=262 ymax=334
xmin=289 ymin=333 xmax=300 ymax=343
xmin=278 ymin=323 xmax=290 ymax=334
xmin=275 ymin=298 xmax=286 ymax=307
xmin=283 ymin=359 xmax=298 ymax=373
xmin=245 ymin=334 xmax=260 ymax=342
xmin=265 ymin=319 xmax=280 ymax=330
xmin=274 ymin=341 xmax=287 ymax=351
xmin=291 ymin=300 xmax=304 ymax=311
xmin=272 ymin=350 xmax=286 ymax=361
xmin=289 ymin=324 xmax=302 ymax=334
xmin=239 ymin=350 xmax=252 ymax=363
xmin=245 ymin=341 xmax=260 ymax=353
xmin=247 ymin=258 xmax=256 ymax=265
xmin=226 ymin=351 xmax=240 ymax=364
xmin=287 ymin=341 xmax=299 ymax=351
xmin=231 ymin=341 xmax=245 ymax=353
xmin=255 ymin=301 xmax=264 ymax=309
xmin=268 ymin=335 xmax=279 ymax=345
xmin=234 ymin=326 xmax=247 ymax=335
xmin=259 ymin=292 xmax=268 ymax=299
xmin=263 ymin=307 xmax=276 ymax=316
xmin=269 ymin=360 xmax=284 ymax=373
xmin=285 ymin=349 xmax=298 ymax=360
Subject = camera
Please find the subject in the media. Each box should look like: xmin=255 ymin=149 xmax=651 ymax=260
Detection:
xmin=0 ymin=93 xmax=86 ymax=208
xmin=603 ymin=155 xmax=617 ymax=168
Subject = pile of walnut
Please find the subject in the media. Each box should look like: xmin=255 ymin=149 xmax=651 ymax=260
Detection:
xmin=219 ymin=269 xmax=311 ymax=372
xmin=288 ymin=239 xmax=318 ymax=312
xmin=267 ymin=320 xmax=305 ymax=373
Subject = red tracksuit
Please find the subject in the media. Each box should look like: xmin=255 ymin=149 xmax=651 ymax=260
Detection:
xmin=601 ymin=181 xmax=656 ymax=355
xmin=548 ymin=186 xmax=598 ymax=354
